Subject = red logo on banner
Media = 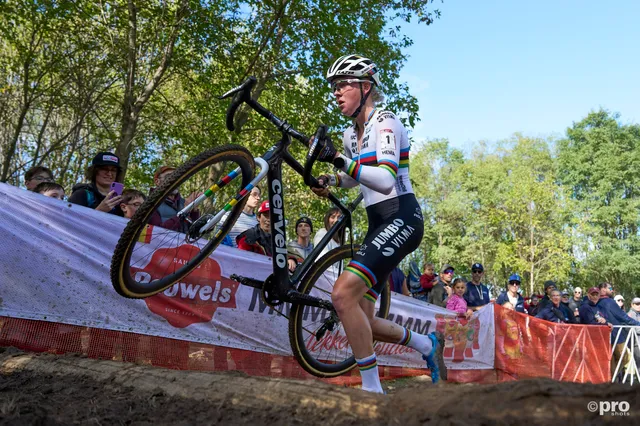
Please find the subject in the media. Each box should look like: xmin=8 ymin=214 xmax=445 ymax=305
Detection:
xmin=132 ymin=245 xmax=239 ymax=328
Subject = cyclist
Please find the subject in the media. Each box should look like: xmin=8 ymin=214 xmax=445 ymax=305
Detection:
xmin=312 ymin=54 xmax=446 ymax=393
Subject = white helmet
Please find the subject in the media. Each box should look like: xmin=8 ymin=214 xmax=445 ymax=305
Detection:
xmin=326 ymin=54 xmax=380 ymax=86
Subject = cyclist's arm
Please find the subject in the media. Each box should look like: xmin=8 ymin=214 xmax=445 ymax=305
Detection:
xmin=334 ymin=119 xmax=402 ymax=195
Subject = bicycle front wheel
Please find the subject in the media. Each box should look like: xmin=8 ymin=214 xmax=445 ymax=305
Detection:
xmin=110 ymin=144 xmax=254 ymax=298
xmin=288 ymin=244 xmax=391 ymax=377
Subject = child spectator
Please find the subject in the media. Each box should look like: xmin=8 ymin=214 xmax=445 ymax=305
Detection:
xmin=68 ymin=152 xmax=124 ymax=216
xmin=34 ymin=182 xmax=65 ymax=200
xmin=24 ymin=166 xmax=54 ymax=191
xmin=446 ymin=278 xmax=471 ymax=319
xmin=415 ymin=262 xmax=436 ymax=301
xmin=120 ymin=189 xmax=146 ymax=219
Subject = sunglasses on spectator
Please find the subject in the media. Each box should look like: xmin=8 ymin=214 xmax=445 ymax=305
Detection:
xmin=508 ymin=281 xmax=520 ymax=286
xmin=634 ymin=302 xmax=640 ymax=305
xmin=444 ymin=269 xmax=454 ymax=274
xmin=472 ymin=270 xmax=483 ymax=273
xmin=574 ymin=291 xmax=581 ymax=293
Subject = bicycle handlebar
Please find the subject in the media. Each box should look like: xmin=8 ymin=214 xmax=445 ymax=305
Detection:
xmin=219 ymin=76 xmax=309 ymax=145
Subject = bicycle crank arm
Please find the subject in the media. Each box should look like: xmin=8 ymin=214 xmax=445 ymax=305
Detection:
xmin=286 ymin=290 xmax=335 ymax=310
xmin=230 ymin=274 xmax=264 ymax=289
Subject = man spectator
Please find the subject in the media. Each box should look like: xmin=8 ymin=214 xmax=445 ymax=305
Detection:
xmin=148 ymin=165 xmax=201 ymax=232
xmin=25 ymin=166 xmax=54 ymax=191
xmin=628 ymin=297 xmax=640 ymax=322
xmin=288 ymin=216 xmax=314 ymax=259
xmin=237 ymin=201 xmax=301 ymax=271
xmin=614 ymin=295 xmax=625 ymax=311
xmin=496 ymin=274 xmax=525 ymax=313
xmin=68 ymin=152 xmax=124 ymax=216
xmin=560 ymin=291 xmax=578 ymax=323
xmin=389 ymin=267 xmax=410 ymax=296
xmin=429 ymin=264 xmax=454 ymax=308
xmin=578 ymin=287 xmax=610 ymax=326
xmin=597 ymin=282 xmax=640 ymax=381
xmin=528 ymin=295 xmax=541 ymax=316
xmin=537 ymin=280 xmax=557 ymax=311
xmin=536 ymin=290 xmax=576 ymax=323
xmin=120 ymin=189 xmax=146 ymax=219
xmin=464 ymin=263 xmax=491 ymax=316
xmin=568 ymin=287 xmax=583 ymax=322
xmin=34 ymin=182 xmax=65 ymax=200
xmin=220 ymin=186 xmax=262 ymax=247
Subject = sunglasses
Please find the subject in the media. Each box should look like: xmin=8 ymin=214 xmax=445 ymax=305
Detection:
xmin=443 ymin=269 xmax=454 ymax=274
xmin=633 ymin=302 xmax=640 ymax=305
xmin=472 ymin=270 xmax=483 ymax=273
xmin=330 ymin=78 xmax=368 ymax=92
xmin=508 ymin=281 xmax=520 ymax=286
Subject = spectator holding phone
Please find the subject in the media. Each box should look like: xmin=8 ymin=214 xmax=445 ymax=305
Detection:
xmin=68 ymin=152 xmax=124 ymax=216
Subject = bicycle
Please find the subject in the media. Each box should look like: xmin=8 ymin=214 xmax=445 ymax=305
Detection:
xmin=110 ymin=76 xmax=390 ymax=377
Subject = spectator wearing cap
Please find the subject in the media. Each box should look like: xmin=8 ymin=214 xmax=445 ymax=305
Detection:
xmin=148 ymin=165 xmax=201 ymax=232
xmin=120 ymin=189 xmax=146 ymax=219
xmin=68 ymin=152 xmax=124 ymax=216
xmin=288 ymin=216 xmax=314 ymax=259
xmin=464 ymin=263 xmax=491 ymax=316
xmin=34 ymin=182 xmax=65 ymax=200
xmin=537 ymin=280 xmax=557 ymax=311
xmin=496 ymin=274 xmax=525 ymax=313
xmin=568 ymin=287 xmax=583 ymax=322
xmin=578 ymin=287 xmax=610 ymax=326
xmin=237 ymin=201 xmax=302 ymax=271
xmin=614 ymin=295 xmax=625 ymax=311
xmin=220 ymin=186 xmax=262 ymax=247
xmin=536 ymin=290 xmax=576 ymax=323
xmin=24 ymin=166 xmax=54 ymax=191
xmin=527 ymin=294 xmax=541 ymax=316
xmin=628 ymin=297 xmax=640 ymax=322
xmin=560 ymin=291 xmax=578 ymax=323
xmin=428 ymin=264 xmax=454 ymax=308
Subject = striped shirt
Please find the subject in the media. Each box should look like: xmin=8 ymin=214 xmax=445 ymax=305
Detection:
xmin=220 ymin=211 xmax=258 ymax=248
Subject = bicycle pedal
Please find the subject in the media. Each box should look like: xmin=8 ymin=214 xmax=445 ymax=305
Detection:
xmin=230 ymin=274 xmax=264 ymax=289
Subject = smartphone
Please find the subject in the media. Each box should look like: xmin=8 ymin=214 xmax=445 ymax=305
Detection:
xmin=110 ymin=182 xmax=124 ymax=197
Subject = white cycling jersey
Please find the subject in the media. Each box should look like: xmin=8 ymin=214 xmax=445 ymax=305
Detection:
xmin=334 ymin=109 xmax=413 ymax=207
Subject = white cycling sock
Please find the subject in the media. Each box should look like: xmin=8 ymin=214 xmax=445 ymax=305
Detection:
xmin=355 ymin=354 xmax=384 ymax=393
xmin=398 ymin=328 xmax=433 ymax=356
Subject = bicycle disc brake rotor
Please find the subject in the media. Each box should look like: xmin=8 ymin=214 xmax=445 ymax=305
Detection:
xmin=261 ymin=275 xmax=283 ymax=307
xmin=185 ymin=214 xmax=213 ymax=243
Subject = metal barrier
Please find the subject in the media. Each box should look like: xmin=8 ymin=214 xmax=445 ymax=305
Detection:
xmin=611 ymin=325 xmax=640 ymax=385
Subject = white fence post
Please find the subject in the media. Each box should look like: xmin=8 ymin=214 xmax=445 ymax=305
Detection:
xmin=611 ymin=325 xmax=640 ymax=385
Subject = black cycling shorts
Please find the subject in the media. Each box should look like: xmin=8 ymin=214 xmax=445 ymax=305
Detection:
xmin=345 ymin=193 xmax=424 ymax=302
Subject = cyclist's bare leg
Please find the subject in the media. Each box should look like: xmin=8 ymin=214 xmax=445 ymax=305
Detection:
xmin=331 ymin=272 xmax=374 ymax=359
xmin=359 ymin=299 xmax=404 ymax=342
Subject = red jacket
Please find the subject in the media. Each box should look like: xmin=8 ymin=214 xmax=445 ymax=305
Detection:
xmin=236 ymin=225 xmax=303 ymax=264
xmin=420 ymin=273 xmax=437 ymax=290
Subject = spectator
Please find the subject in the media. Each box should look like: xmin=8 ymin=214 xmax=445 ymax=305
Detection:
xmin=68 ymin=152 xmax=124 ymax=216
xmin=568 ymin=287 xmax=583 ymax=323
xmin=237 ymin=201 xmax=301 ymax=271
xmin=407 ymin=261 xmax=426 ymax=300
xmin=24 ymin=166 xmax=54 ymax=191
xmin=464 ymin=263 xmax=491 ymax=316
xmin=502 ymin=301 xmax=514 ymax=311
xmin=614 ymin=295 xmax=625 ymax=311
xmin=446 ymin=278 xmax=471 ymax=319
xmin=628 ymin=297 xmax=640 ymax=322
xmin=560 ymin=291 xmax=578 ymax=323
xmin=537 ymin=280 xmax=557 ymax=311
xmin=34 ymin=182 xmax=65 ymax=200
xmin=428 ymin=264 xmax=454 ymax=308
xmin=120 ymin=189 xmax=146 ymax=219
xmin=417 ymin=263 xmax=437 ymax=300
xmin=496 ymin=274 xmax=525 ymax=313
xmin=536 ymin=290 xmax=575 ymax=323
xmin=148 ymin=165 xmax=201 ymax=232
xmin=312 ymin=206 xmax=343 ymax=258
xmin=220 ymin=186 xmax=262 ymax=247
xmin=528 ymin=295 xmax=541 ymax=316
xmin=389 ymin=267 xmax=410 ymax=296
xmin=288 ymin=216 xmax=314 ymax=259
xmin=578 ymin=287 xmax=610 ymax=326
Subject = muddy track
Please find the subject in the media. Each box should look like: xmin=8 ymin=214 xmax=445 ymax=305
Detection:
xmin=0 ymin=347 xmax=637 ymax=425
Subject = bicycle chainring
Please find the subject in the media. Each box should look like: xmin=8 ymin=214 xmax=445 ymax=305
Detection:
xmin=261 ymin=275 xmax=283 ymax=307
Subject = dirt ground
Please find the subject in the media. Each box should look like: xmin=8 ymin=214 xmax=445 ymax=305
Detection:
xmin=0 ymin=347 xmax=638 ymax=426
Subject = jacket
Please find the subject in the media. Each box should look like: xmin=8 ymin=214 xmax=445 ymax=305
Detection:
xmin=237 ymin=225 xmax=303 ymax=264
xmin=578 ymin=301 xmax=608 ymax=325
xmin=428 ymin=278 xmax=449 ymax=307
xmin=148 ymin=191 xmax=199 ymax=232
xmin=536 ymin=303 xmax=573 ymax=323
xmin=496 ymin=291 xmax=525 ymax=313
xmin=446 ymin=294 xmax=468 ymax=314
xmin=68 ymin=183 xmax=123 ymax=216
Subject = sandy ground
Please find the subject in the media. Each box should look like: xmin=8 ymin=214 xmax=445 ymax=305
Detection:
xmin=0 ymin=347 xmax=638 ymax=425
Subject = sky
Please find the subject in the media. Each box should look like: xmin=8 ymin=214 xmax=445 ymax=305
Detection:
xmin=398 ymin=0 xmax=640 ymax=152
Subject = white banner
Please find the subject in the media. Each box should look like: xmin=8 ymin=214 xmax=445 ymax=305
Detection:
xmin=0 ymin=183 xmax=493 ymax=369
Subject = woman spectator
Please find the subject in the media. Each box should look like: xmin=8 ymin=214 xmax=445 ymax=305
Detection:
xmin=496 ymin=274 xmax=526 ymax=313
xmin=68 ymin=152 xmax=123 ymax=216
xmin=312 ymin=206 xmax=343 ymax=258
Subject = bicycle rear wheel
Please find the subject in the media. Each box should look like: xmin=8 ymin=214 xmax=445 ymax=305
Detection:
xmin=110 ymin=144 xmax=254 ymax=298
xmin=288 ymin=244 xmax=391 ymax=377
